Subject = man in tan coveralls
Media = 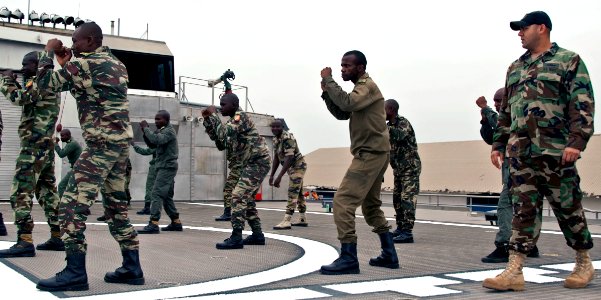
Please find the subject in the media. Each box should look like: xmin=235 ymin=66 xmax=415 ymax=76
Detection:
xmin=319 ymin=50 xmax=399 ymax=275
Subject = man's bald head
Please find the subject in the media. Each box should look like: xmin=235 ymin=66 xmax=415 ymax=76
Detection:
xmin=157 ymin=110 xmax=171 ymax=122
xmin=23 ymin=51 xmax=38 ymax=63
xmin=221 ymin=93 xmax=240 ymax=107
xmin=493 ymin=88 xmax=505 ymax=112
xmin=59 ymin=128 xmax=72 ymax=142
xmin=76 ymin=22 xmax=103 ymax=45
xmin=219 ymin=93 xmax=240 ymax=117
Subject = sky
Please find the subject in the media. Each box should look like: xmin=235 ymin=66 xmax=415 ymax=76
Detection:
xmin=2 ymin=0 xmax=600 ymax=154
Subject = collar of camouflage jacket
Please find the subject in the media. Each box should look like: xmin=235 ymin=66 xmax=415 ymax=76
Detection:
xmin=79 ymin=46 xmax=112 ymax=58
xmin=519 ymin=42 xmax=559 ymax=62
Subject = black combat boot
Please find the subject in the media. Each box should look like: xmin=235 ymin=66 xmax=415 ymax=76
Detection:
xmin=0 ymin=240 xmax=36 ymax=258
xmin=138 ymin=221 xmax=160 ymax=234
xmin=36 ymin=237 xmax=65 ymax=251
xmin=104 ymin=249 xmax=145 ymax=285
xmin=392 ymin=229 xmax=414 ymax=243
xmin=161 ymin=219 xmax=183 ymax=232
xmin=391 ymin=226 xmax=402 ymax=237
xmin=243 ymin=233 xmax=266 ymax=245
xmin=369 ymin=232 xmax=400 ymax=269
xmin=136 ymin=203 xmax=151 ymax=215
xmin=244 ymin=218 xmax=265 ymax=245
xmin=37 ymin=252 xmax=89 ymax=291
xmin=97 ymin=215 xmax=107 ymax=222
xmin=481 ymin=244 xmax=509 ymax=263
xmin=216 ymin=229 xmax=244 ymax=249
xmin=215 ymin=207 xmax=231 ymax=221
xmin=0 ymin=212 xmax=7 ymax=236
xmin=320 ymin=243 xmax=360 ymax=275
xmin=528 ymin=245 xmax=540 ymax=258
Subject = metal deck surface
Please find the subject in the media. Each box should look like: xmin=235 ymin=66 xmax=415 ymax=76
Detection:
xmin=0 ymin=201 xmax=599 ymax=299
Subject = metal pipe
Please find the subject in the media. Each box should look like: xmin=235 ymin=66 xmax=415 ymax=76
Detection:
xmin=117 ymin=18 xmax=120 ymax=36
xmin=110 ymin=20 xmax=114 ymax=35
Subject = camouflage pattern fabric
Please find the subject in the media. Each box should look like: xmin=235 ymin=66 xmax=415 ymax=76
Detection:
xmin=480 ymin=107 xmax=513 ymax=246
xmin=204 ymin=115 xmax=249 ymax=210
xmin=492 ymin=43 xmax=595 ymax=253
xmin=273 ymin=130 xmax=307 ymax=215
xmin=56 ymin=139 xmax=82 ymax=197
xmin=133 ymin=144 xmax=156 ymax=205
xmin=388 ymin=115 xmax=421 ymax=231
xmin=492 ymin=43 xmax=595 ymax=157
xmin=509 ymin=155 xmax=592 ymax=252
xmin=0 ymin=74 xmax=61 ymax=238
xmin=143 ymin=124 xmax=179 ymax=221
xmin=36 ymin=47 xmax=138 ymax=254
xmin=205 ymin=109 xmax=271 ymax=231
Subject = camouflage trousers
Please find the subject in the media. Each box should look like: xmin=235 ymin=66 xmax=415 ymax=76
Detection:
xmin=285 ymin=159 xmax=307 ymax=215
xmin=334 ymin=152 xmax=391 ymax=243
xmin=58 ymin=168 xmax=74 ymax=198
xmin=149 ymin=166 xmax=179 ymax=222
xmin=143 ymin=164 xmax=157 ymax=204
xmin=509 ymin=155 xmax=593 ymax=253
xmin=223 ymin=164 xmax=242 ymax=209
xmin=10 ymin=147 xmax=60 ymax=237
xmin=231 ymin=156 xmax=270 ymax=233
xmin=392 ymin=167 xmax=420 ymax=231
xmin=61 ymin=141 xmax=138 ymax=254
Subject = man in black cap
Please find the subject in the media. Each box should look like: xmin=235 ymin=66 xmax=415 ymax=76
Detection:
xmin=483 ymin=11 xmax=596 ymax=291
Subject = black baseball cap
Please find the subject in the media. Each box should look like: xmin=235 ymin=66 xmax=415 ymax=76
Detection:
xmin=510 ymin=11 xmax=552 ymax=31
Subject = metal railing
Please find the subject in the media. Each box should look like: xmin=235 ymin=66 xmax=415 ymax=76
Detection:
xmin=176 ymin=76 xmax=254 ymax=112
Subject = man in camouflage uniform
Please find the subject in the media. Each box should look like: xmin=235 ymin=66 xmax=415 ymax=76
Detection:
xmin=0 ymin=51 xmax=64 ymax=257
xmin=203 ymin=116 xmax=243 ymax=222
xmin=132 ymin=137 xmax=157 ymax=215
xmin=269 ymin=119 xmax=309 ymax=230
xmin=477 ymin=89 xmax=541 ymax=263
xmin=55 ymin=129 xmax=82 ymax=198
xmin=202 ymin=93 xmax=271 ymax=250
xmin=385 ymin=99 xmax=421 ymax=244
xmin=484 ymin=11 xmax=595 ymax=291
xmin=137 ymin=110 xmax=183 ymax=233
xmin=35 ymin=23 xmax=144 ymax=291
xmin=0 ymin=108 xmax=6 ymax=237
xmin=319 ymin=50 xmax=398 ymax=275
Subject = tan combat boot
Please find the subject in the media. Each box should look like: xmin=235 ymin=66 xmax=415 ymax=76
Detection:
xmin=291 ymin=213 xmax=308 ymax=227
xmin=273 ymin=214 xmax=292 ymax=230
xmin=564 ymin=249 xmax=595 ymax=289
xmin=482 ymin=250 xmax=526 ymax=291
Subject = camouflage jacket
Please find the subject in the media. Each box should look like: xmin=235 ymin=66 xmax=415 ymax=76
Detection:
xmin=36 ymin=46 xmax=132 ymax=145
xmin=202 ymin=117 xmax=243 ymax=171
xmin=322 ymin=73 xmax=390 ymax=156
xmin=388 ymin=115 xmax=421 ymax=173
xmin=0 ymin=75 xmax=59 ymax=148
xmin=55 ymin=139 xmax=82 ymax=167
xmin=274 ymin=130 xmax=304 ymax=167
xmin=493 ymin=43 xmax=595 ymax=158
xmin=133 ymin=144 xmax=156 ymax=165
xmin=205 ymin=109 xmax=270 ymax=165
xmin=143 ymin=123 xmax=178 ymax=169
xmin=479 ymin=106 xmax=498 ymax=145
xmin=480 ymin=108 xmax=510 ymax=185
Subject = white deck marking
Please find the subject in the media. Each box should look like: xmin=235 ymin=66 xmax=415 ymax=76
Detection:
xmin=540 ymin=260 xmax=601 ymax=271
xmin=446 ymin=267 xmax=564 ymax=283
xmin=189 ymin=203 xmax=601 ymax=238
xmin=58 ymin=225 xmax=339 ymax=300
xmin=0 ymin=244 xmax=59 ymax=300
xmin=324 ymin=276 xmax=462 ymax=297
xmin=184 ymin=287 xmax=331 ymax=299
